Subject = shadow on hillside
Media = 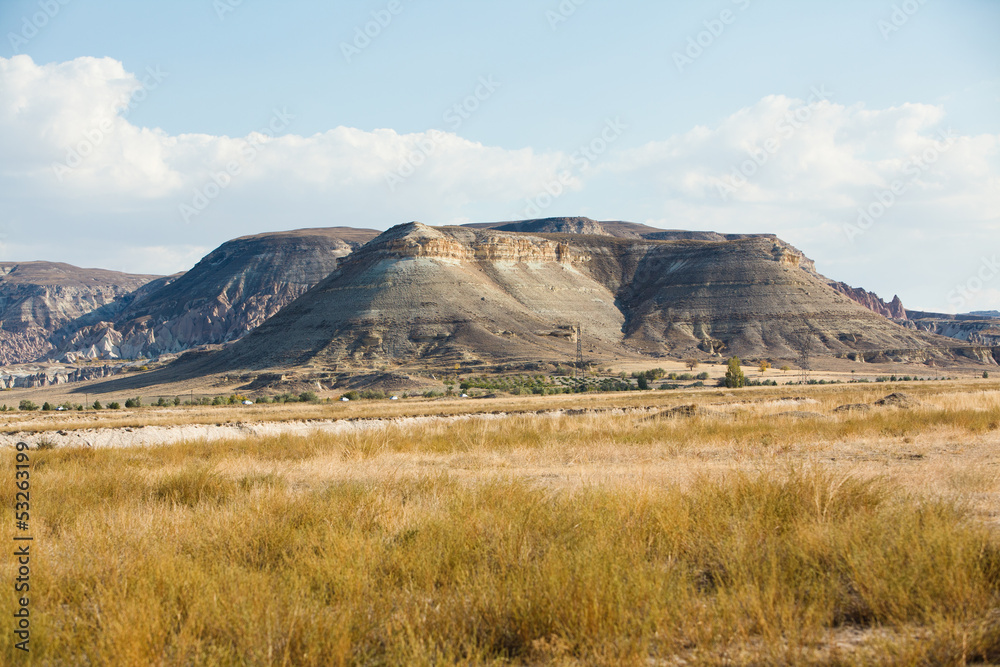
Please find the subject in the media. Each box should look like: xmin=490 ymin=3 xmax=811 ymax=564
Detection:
xmin=69 ymin=351 xmax=219 ymax=395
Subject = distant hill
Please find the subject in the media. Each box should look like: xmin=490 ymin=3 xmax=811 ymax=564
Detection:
xmin=0 ymin=262 xmax=160 ymax=365
xmin=50 ymin=227 xmax=380 ymax=361
xmin=465 ymin=217 xmax=772 ymax=241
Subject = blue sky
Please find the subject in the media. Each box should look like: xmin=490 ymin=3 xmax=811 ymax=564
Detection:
xmin=0 ymin=0 xmax=998 ymax=312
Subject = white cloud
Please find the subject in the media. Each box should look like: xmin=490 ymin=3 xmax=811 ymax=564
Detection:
xmin=0 ymin=55 xmax=568 ymax=273
xmin=597 ymin=94 xmax=1000 ymax=312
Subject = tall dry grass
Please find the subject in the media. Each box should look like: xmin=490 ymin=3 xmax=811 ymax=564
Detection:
xmin=2 ymin=405 xmax=1000 ymax=664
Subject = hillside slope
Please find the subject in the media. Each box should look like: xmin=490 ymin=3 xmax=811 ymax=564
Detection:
xmin=51 ymin=227 xmax=379 ymax=360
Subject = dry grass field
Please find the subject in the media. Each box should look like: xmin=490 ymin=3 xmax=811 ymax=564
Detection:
xmin=3 ymin=380 xmax=1000 ymax=665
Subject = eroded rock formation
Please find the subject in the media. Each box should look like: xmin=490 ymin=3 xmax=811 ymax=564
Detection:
xmin=0 ymin=262 xmax=160 ymax=365
xmin=50 ymin=227 xmax=379 ymax=361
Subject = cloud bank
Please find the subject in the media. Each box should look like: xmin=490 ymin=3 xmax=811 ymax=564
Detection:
xmin=1 ymin=55 xmax=997 ymax=312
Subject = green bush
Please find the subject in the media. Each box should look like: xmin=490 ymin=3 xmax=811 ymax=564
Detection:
xmin=124 ymin=397 xmax=142 ymax=408
xmin=108 ymin=402 xmax=121 ymax=410
xmin=92 ymin=400 xmax=102 ymax=410
xmin=299 ymin=391 xmax=319 ymax=403
xmin=19 ymin=400 xmax=38 ymax=411
xmin=42 ymin=402 xmax=52 ymax=411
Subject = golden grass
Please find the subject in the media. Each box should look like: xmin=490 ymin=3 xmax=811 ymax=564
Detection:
xmin=2 ymin=382 xmax=1000 ymax=664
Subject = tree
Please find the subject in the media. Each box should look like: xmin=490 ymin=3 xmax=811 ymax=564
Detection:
xmin=92 ymin=400 xmax=102 ymax=410
xmin=637 ymin=374 xmax=650 ymax=390
xmin=985 ymin=371 xmax=991 ymax=379
xmin=19 ymin=400 xmax=38 ymax=411
xmin=42 ymin=402 xmax=52 ymax=411
xmin=725 ymin=356 xmax=746 ymax=388
xmin=780 ymin=365 xmax=790 ymax=374
xmin=759 ymin=360 xmax=771 ymax=376
xmin=685 ymin=359 xmax=699 ymax=372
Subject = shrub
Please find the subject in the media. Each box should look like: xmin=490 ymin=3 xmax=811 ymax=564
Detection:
xmin=124 ymin=397 xmax=142 ymax=409
xmin=696 ymin=372 xmax=709 ymax=380
xmin=42 ymin=402 xmax=52 ymax=411
xmin=637 ymin=374 xmax=649 ymax=390
xmin=92 ymin=400 xmax=102 ymax=410
xmin=173 ymin=397 xmax=181 ymax=406
xmin=985 ymin=372 xmax=990 ymax=379
xmin=108 ymin=402 xmax=121 ymax=410
xmin=299 ymin=391 xmax=319 ymax=403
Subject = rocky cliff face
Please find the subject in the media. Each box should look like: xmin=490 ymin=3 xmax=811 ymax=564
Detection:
xmin=50 ymin=227 xmax=379 ymax=360
xmin=0 ymin=262 xmax=161 ymax=365
xmin=828 ymin=282 xmax=907 ymax=320
xmin=197 ymin=222 xmax=949 ymax=373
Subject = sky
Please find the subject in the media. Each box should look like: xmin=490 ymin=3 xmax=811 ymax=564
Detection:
xmin=0 ymin=0 xmax=997 ymax=313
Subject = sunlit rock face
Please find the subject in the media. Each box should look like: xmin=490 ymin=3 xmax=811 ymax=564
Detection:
xmin=0 ymin=262 xmax=160 ymax=365
xmin=50 ymin=227 xmax=379 ymax=361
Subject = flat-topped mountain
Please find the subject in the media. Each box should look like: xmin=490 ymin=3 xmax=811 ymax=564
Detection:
xmin=51 ymin=227 xmax=379 ymax=360
xmin=0 ymin=262 xmax=160 ymax=365
xmin=190 ymin=221 xmax=950 ymax=375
